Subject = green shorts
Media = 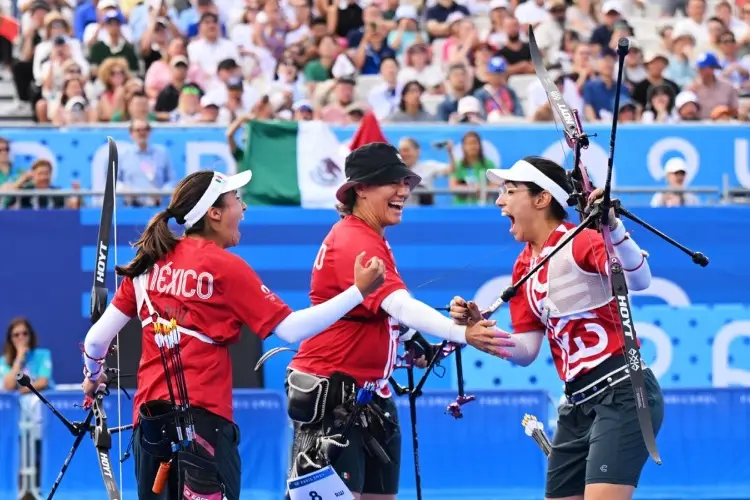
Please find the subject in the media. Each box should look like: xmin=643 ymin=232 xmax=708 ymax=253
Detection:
xmin=332 ymin=395 xmax=402 ymax=495
xmin=545 ymin=368 xmax=664 ymax=498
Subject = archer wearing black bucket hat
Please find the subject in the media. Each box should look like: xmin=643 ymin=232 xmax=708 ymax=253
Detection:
xmin=286 ymin=140 xmax=513 ymax=497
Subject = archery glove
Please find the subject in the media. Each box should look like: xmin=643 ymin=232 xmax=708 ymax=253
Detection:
xmin=405 ymin=332 xmax=440 ymax=365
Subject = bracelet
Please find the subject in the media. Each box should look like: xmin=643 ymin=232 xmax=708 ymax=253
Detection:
xmin=79 ymin=343 xmax=106 ymax=364
xmin=83 ymin=365 xmax=102 ymax=380
xmin=623 ymin=254 xmax=646 ymax=272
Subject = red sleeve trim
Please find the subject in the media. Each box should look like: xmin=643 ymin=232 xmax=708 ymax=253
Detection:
xmin=623 ymin=254 xmax=646 ymax=272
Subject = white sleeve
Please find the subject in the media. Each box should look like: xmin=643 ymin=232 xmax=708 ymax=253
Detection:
xmin=380 ymin=289 xmax=467 ymax=344
xmin=273 ymin=285 xmax=364 ymax=343
xmin=610 ymin=220 xmax=652 ymax=291
xmin=83 ymin=305 xmax=132 ymax=377
xmin=505 ymin=330 xmax=544 ymax=367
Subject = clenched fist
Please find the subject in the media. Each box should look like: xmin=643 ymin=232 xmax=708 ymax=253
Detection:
xmin=354 ymin=252 xmax=386 ymax=297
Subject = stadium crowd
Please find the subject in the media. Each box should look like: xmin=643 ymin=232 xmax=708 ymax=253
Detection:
xmin=1 ymin=0 xmax=748 ymax=126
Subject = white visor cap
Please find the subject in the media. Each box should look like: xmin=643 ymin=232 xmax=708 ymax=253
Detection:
xmin=183 ymin=170 xmax=252 ymax=230
xmin=486 ymin=159 xmax=570 ymax=208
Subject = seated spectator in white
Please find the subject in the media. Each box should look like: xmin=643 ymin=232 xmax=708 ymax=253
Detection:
xmin=180 ymin=0 xmax=228 ymax=39
xmin=473 ymin=56 xmax=524 ymax=119
xmin=527 ymin=68 xmax=584 ymax=121
xmin=385 ymin=80 xmax=436 ymax=122
xmin=397 ymin=43 xmax=443 ymax=91
xmin=129 ymin=0 xmax=179 ymax=45
xmin=198 ymin=95 xmax=224 ymax=123
xmin=631 ymin=50 xmax=680 ymax=108
xmin=220 ymin=77 xmax=254 ymax=122
xmin=303 ymin=34 xmax=338 ymax=95
xmin=145 ymin=39 xmax=206 ymax=102
xmin=319 ymin=75 xmax=356 ymax=125
xmin=666 ymin=28 xmax=698 ymax=87
xmin=482 ymin=0 xmax=510 ymax=49
xmin=230 ymin=9 xmax=279 ymax=81
xmin=34 ymin=36 xmax=89 ymax=121
xmin=170 ymin=83 xmax=205 ymax=123
xmin=674 ymin=90 xmax=702 ymax=120
xmin=691 ymin=51 xmax=739 ymax=119
xmin=452 ymin=95 xmax=485 ymax=123
xmin=1 ymin=317 xmax=54 ymax=392
xmin=424 ymin=0 xmax=470 ymax=42
xmin=716 ymin=30 xmax=750 ymax=93
xmin=527 ymin=0 xmax=568 ymax=64
xmin=672 ymin=0 xmax=710 ymax=49
xmin=251 ymin=2 xmax=290 ymax=62
xmin=203 ymin=59 xmax=259 ymax=111
xmin=563 ymin=0 xmax=597 ymax=41
xmin=88 ymin=10 xmax=139 ymax=73
xmin=368 ymin=57 xmax=403 ymax=120
xmin=705 ymin=16 xmax=728 ymax=53
xmin=437 ymin=63 xmax=471 ymax=121
xmin=388 ymin=5 xmax=426 ymax=58
xmin=496 ymin=16 xmax=535 ymax=75
xmin=48 ymin=76 xmax=95 ymax=124
xmin=345 ymin=102 xmax=366 ymax=124
xmin=622 ymin=42 xmax=647 ymax=87
xmin=82 ymin=0 xmax=133 ymax=49
xmin=187 ymin=12 xmax=239 ymax=87
xmin=118 ymin=120 xmax=176 ymax=207
xmin=399 ymin=137 xmax=451 ymax=206
xmin=285 ymin=0 xmax=314 ymax=47
xmin=350 ymin=21 xmax=396 ymax=76
xmin=583 ymin=48 xmax=631 ymax=121
xmin=651 ymin=158 xmax=701 ymax=207
xmin=272 ymin=57 xmax=306 ymax=102
xmin=138 ymin=10 xmax=183 ymax=71
xmin=293 ymin=99 xmax=314 ymax=121
xmin=641 ymin=84 xmax=677 ymax=123
xmin=33 ymin=12 xmax=85 ymax=89
xmin=714 ymin=0 xmax=748 ymax=41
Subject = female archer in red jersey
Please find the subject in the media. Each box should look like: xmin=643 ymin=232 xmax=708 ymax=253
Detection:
xmin=287 ymin=143 xmax=515 ymax=500
xmin=450 ymin=156 xmax=664 ymax=500
xmin=79 ymin=170 xmax=386 ymax=500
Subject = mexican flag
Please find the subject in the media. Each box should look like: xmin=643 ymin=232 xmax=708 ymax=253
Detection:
xmin=238 ymin=120 xmax=347 ymax=208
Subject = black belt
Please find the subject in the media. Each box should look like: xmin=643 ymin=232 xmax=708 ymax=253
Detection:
xmin=564 ymin=355 xmax=630 ymax=405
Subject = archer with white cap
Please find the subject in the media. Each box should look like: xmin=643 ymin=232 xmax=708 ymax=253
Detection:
xmin=450 ymin=156 xmax=664 ymax=500
xmin=79 ymin=170 xmax=387 ymax=500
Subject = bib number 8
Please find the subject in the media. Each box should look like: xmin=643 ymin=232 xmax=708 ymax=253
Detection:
xmin=309 ymin=492 xmax=323 ymax=500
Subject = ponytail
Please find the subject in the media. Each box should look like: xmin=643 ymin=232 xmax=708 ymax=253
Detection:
xmin=115 ymin=210 xmax=180 ymax=278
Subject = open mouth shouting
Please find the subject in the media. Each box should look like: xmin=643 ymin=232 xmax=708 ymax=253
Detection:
xmin=502 ymin=210 xmax=516 ymax=232
xmin=388 ymin=199 xmax=405 ymax=214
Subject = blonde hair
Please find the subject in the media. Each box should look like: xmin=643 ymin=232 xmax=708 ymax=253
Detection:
xmin=98 ymin=57 xmax=131 ymax=90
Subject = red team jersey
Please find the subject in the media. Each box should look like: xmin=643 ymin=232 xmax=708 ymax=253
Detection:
xmin=112 ymin=238 xmax=293 ymax=424
xmin=289 ymin=216 xmax=407 ymax=397
xmin=510 ymin=223 xmax=624 ymax=382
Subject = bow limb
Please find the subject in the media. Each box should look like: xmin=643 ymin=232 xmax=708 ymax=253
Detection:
xmin=529 ymin=28 xmax=662 ymax=464
xmin=89 ymin=136 xmax=123 ymax=498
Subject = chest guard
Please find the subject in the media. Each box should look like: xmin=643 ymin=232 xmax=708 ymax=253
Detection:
xmin=544 ymin=230 xmax=613 ymax=319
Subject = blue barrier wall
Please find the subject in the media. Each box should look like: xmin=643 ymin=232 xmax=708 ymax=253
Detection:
xmin=1 ymin=124 xmax=749 ymax=205
xmin=1 ymin=388 xmax=748 ymax=500
xmin=1 ymin=206 xmax=749 ymax=394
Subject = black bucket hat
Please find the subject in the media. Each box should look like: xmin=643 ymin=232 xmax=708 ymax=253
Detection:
xmin=335 ymin=142 xmax=422 ymax=203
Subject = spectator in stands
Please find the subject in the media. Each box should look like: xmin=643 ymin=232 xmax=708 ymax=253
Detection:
xmin=569 ymin=41 xmax=596 ymax=91
xmin=672 ymin=0 xmax=710 ymax=49
xmin=674 ymin=89 xmax=701 ymax=120
xmin=424 ymin=0 xmax=470 ymax=42
xmin=548 ymin=30 xmax=579 ymax=73
xmin=469 ymin=42 xmax=493 ymax=92
xmin=293 ymin=99 xmax=314 ymax=120
xmin=651 ymin=157 xmax=700 ymax=207
xmin=473 ymin=56 xmax=523 ymax=119
xmin=617 ymin=98 xmax=639 ymax=122
xmin=622 ymin=42 xmax=647 ymax=87
xmin=710 ymin=103 xmax=736 ymax=120
xmin=442 ymin=14 xmax=479 ymax=65
xmin=399 ymin=137 xmax=450 ymax=206
xmin=513 ymin=0 xmax=550 ymax=28
xmin=692 ymin=51 xmax=739 ymax=119
xmin=717 ymin=30 xmax=750 ymax=92
xmin=351 ymin=18 xmax=396 ymax=76
xmin=566 ymin=0 xmax=599 ymax=41
xmin=272 ymin=57 xmax=306 ymax=101
xmin=453 ymin=95 xmax=485 ymax=123
xmin=484 ymin=0 xmax=511 ymax=48
xmin=92 ymin=57 xmax=131 ymax=121
xmin=319 ymin=75 xmax=356 ymax=124
xmin=88 ymin=10 xmax=139 ymax=72
xmin=34 ymin=35 xmax=89 ymax=122
xmin=641 ymin=83 xmax=677 ymax=122
xmin=449 ymin=130 xmax=495 ymax=205
xmin=138 ymin=7 xmax=182 ymax=71
xmin=83 ymin=0 xmax=133 ymax=48
xmin=531 ymin=0 xmax=568 ymax=64
xmin=497 ymin=16 xmax=534 ymax=75
xmin=145 ymin=38 xmax=205 ymax=102
xmin=385 ymin=80 xmax=435 ymax=122
xmin=528 ymin=68 xmax=583 ymax=121
xmin=388 ymin=5 xmax=425 ymax=57
xmin=180 ymin=0 xmax=227 ymax=39
xmin=666 ymin=28 xmax=698 ymax=87
xmin=74 ymin=0 xmax=102 ymax=40
xmin=631 ymin=50 xmax=680 ymax=107
xmin=221 ymin=77 xmax=253 ymax=121
xmin=112 ymin=90 xmax=157 ymax=122
xmin=397 ymin=43 xmax=443 ymax=91
xmin=187 ymin=12 xmax=239 ymax=86
xmin=590 ymin=0 xmax=626 ymax=52
xmin=303 ymin=34 xmax=338 ymax=95
xmin=11 ymin=1 xmax=49 ymax=114
xmin=118 ymin=119 xmax=175 ymax=207
xmin=152 ymin=55 xmax=189 ymax=118
xmin=129 ymin=0 xmax=179 ymax=44
xmin=715 ymin=0 xmax=747 ymax=41
xmin=706 ymin=16 xmax=728 ymax=52
xmin=171 ymin=83 xmax=205 ymax=123
xmin=367 ymin=56 xmax=401 ymax=119
xmin=5 ymin=158 xmax=71 ymax=209
xmin=583 ymin=48 xmax=631 ymax=121
xmin=49 ymin=75 xmax=96 ymax=124
xmin=327 ymin=0 xmax=364 ymax=39
xmin=437 ymin=63 xmax=471 ymax=121
xmin=250 ymin=2 xmax=290 ymax=62
xmin=33 ymin=13 xmax=85 ymax=87
xmin=1 ymin=317 xmax=53 ymax=392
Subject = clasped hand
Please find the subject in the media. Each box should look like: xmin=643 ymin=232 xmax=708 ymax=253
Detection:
xmin=449 ymin=297 xmax=515 ymax=359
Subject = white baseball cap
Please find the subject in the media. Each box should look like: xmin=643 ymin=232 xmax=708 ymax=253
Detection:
xmin=664 ymin=157 xmax=687 ymax=174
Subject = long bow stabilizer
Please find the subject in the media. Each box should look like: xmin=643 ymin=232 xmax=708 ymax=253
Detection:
xmin=522 ymin=27 xmax=710 ymax=466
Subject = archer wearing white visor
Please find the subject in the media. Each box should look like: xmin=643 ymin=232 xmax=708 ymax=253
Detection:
xmin=79 ymin=170 xmax=386 ymax=500
xmin=450 ymin=156 xmax=664 ymax=500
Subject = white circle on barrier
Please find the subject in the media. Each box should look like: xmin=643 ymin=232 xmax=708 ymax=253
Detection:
xmin=634 ymin=323 xmax=672 ymax=380
xmin=473 ymin=274 xmax=513 ymax=310
xmin=646 ymin=137 xmax=699 ymax=184
xmin=540 ymin=140 xmax=616 ymax=189
xmin=630 ymin=277 xmax=691 ymax=307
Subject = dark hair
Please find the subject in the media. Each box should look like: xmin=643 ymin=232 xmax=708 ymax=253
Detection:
xmin=335 ymin=188 xmax=356 ymax=219
xmin=115 ymin=171 xmax=227 ymax=278
xmin=459 ymin=131 xmax=485 ymax=166
xmin=517 ymin=156 xmax=572 ymax=221
xmin=398 ymin=80 xmax=424 ymax=112
xmin=4 ymin=317 xmax=38 ymax=366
